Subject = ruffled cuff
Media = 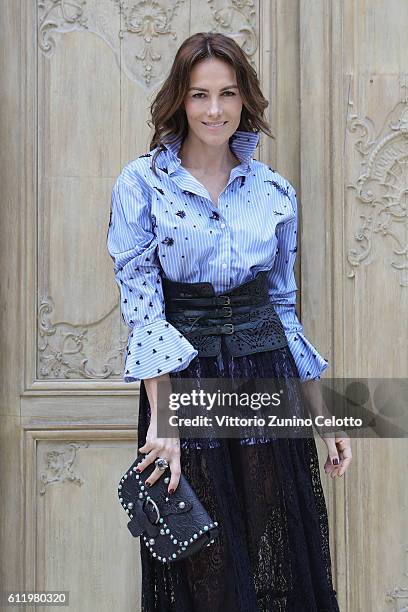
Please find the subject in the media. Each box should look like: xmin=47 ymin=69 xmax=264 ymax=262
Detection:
xmin=285 ymin=329 xmax=329 ymax=381
xmin=123 ymin=320 xmax=198 ymax=383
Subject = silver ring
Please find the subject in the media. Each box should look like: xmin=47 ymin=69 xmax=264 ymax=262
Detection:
xmin=154 ymin=457 xmax=169 ymax=471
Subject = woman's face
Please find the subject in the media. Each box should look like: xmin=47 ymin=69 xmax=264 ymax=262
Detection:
xmin=182 ymin=57 xmax=243 ymax=145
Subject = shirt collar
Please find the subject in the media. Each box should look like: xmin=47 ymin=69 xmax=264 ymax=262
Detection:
xmin=160 ymin=129 xmax=260 ymax=175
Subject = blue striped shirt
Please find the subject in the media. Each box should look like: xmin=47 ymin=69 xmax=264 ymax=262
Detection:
xmin=107 ymin=129 xmax=328 ymax=383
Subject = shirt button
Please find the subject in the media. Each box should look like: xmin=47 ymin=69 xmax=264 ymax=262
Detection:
xmin=222 ymin=263 xmax=227 ymax=269
xmin=220 ymin=223 xmax=226 ymax=229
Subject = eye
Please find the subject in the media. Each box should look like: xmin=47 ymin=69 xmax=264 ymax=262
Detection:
xmin=191 ymin=91 xmax=236 ymax=98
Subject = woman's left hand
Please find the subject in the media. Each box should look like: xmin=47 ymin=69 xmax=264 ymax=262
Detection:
xmin=321 ymin=435 xmax=352 ymax=478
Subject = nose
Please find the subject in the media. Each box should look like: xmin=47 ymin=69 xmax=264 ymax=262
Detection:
xmin=206 ymin=97 xmax=223 ymax=116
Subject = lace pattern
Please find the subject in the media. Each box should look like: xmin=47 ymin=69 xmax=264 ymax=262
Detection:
xmin=136 ymin=344 xmax=341 ymax=611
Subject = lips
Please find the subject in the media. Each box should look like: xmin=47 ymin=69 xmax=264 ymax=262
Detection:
xmin=202 ymin=121 xmax=227 ymax=128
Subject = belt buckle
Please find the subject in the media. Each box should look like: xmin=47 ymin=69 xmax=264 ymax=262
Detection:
xmin=219 ymin=295 xmax=230 ymax=306
xmin=222 ymin=306 xmax=232 ymax=317
xmin=223 ymin=323 xmax=234 ymax=334
xmin=143 ymin=497 xmax=161 ymax=524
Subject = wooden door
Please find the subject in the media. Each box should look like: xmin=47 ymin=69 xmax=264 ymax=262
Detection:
xmin=1 ymin=1 xmax=407 ymax=611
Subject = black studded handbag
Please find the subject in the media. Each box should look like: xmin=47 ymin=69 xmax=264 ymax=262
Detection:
xmin=118 ymin=452 xmax=220 ymax=564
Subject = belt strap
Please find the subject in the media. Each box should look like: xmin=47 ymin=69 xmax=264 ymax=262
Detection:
xmin=173 ymin=321 xmax=258 ymax=335
xmin=166 ymin=295 xmax=260 ymax=308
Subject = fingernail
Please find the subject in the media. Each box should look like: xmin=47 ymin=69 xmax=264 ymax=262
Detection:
xmin=332 ymin=458 xmax=339 ymax=465
xmin=169 ymin=488 xmax=174 ymax=494
xmin=146 ymin=481 xmax=151 ymax=487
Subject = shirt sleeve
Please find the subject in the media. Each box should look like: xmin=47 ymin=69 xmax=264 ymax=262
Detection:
xmin=266 ymin=184 xmax=329 ymax=381
xmin=107 ymin=174 xmax=198 ymax=382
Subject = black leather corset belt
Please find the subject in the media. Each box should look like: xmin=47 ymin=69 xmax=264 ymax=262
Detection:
xmin=161 ymin=270 xmax=289 ymax=358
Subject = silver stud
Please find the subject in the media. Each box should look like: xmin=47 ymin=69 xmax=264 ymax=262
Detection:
xmin=181 ymin=546 xmax=186 ymax=551
xmin=214 ymin=521 xmax=218 ymax=526
xmin=118 ymin=484 xmax=122 ymax=490
xmin=159 ymin=518 xmax=164 ymax=523
xmin=172 ymin=553 xmax=177 ymax=559
xmin=149 ymin=538 xmax=155 ymax=545
xmin=178 ymin=501 xmax=186 ymax=509
xmin=135 ymin=474 xmax=140 ymax=480
xmin=193 ymin=534 xmax=198 ymax=540
xmin=165 ymin=497 xmax=169 ymax=502
xmin=158 ymin=556 xmax=161 ymax=561
xmin=126 ymin=509 xmax=129 ymax=514
xmin=140 ymin=485 xmax=145 ymax=491
xmin=121 ymin=478 xmax=124 ymax=483
xmin=162 ymin=557 xmax=166 ymax=562
xmin=138 ymin=492 xmax=143 ymax=499
xmin=124 ymin=474 xmax=128 ymax=479
xmin=130 ymin=514 xmax=133 ymax=518
xmin=127 ymin=502 xmax=133 ymax=509
xmin=165 ymin=528 xmax=170 ymax=534
xmin=189 ymin=537 xmax=193 ymax=543
xmin=209 ymin=523 xmax=213 ymax=528
xmin=183 ymin=540 xmax=188 ymax=546
xmin=160 ymin=528 xmax=165 ymax=535
xmin=119 ymin=497 xmax=123 ymax=503
xmin=152 ymin=552 xmax=157 ymax=557
xmin=199 ymin=530 xmax=203 ymax=534
xmin=204 ymin=525 xmax=209 ymax=531
xmin=173 ymin=539 xmax=178 ymax=544
xmin=164 ymin=477 xmax=170 ymax=484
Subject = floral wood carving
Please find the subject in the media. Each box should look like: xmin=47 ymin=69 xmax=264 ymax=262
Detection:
xmin=38 ymin=0 xmax=258 ymax=86
xmin=384 ymin=546 xmax=408 ymax=611
xmin=38 ymin=295 xmax=128 ymax=379
xmin=39 ymin=442 xmax=89 ymax=495
xmin=38 ymin=0 xmax=88 ymax=55
xmin=206 ymin=0 xmax=257 ymax=61
xmin=346 ymin=77 xmax=408 ymax=287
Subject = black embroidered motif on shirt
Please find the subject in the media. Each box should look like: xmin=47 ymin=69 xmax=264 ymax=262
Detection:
xmin=153 ymin=186 xmax=165 ymax=195
xmin=161 ymin=237 xmax=174 ymax=246
xmin=158 ymin=166 xmax=169 ymax=174
xmin=176 ymin=210 xmax=186 ymax=218
xmin=210 ymin=211 xmax=220 ymax=221
xmin=265 ymin=179 xmax=290 ymax=199
xmin=182 ymin=190 xmax=196 ymax=197
xmin=239 ymin=176 xmax=246 ymax=188
xmin=139 ymin=153 xmax=152 ymax=158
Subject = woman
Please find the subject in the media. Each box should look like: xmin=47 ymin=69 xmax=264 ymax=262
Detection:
xmin=107 ymin=32 xmax=352 ymax=612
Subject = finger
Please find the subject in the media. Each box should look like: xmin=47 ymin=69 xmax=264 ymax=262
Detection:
xmin=337 ymin=458 xmax=352 ymax=476
xmin=337 ymin=450 xmax=353 ymax=476
xmin=324 ymin=456 xmax=335 ymax=475
xmin=136 ymin=449 xmax=161 ymax=472
xmin=145 ymin=466 xmax=166 ymax=487
xmin=167 ymin=458 xmax=181 ymax=495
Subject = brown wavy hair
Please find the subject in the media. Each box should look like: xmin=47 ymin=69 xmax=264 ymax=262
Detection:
xmin=147 ymin=32 xmax=274 ymax=176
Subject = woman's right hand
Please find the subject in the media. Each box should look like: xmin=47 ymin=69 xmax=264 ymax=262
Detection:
xmin=138 ymin=373 xmax=181 ymax=494
xmin=137 ymin=404 xmax=181 ymax=495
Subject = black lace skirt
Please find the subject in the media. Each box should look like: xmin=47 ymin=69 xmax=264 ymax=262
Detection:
xmin=137 ymin=344 xmax=341 ymax=612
